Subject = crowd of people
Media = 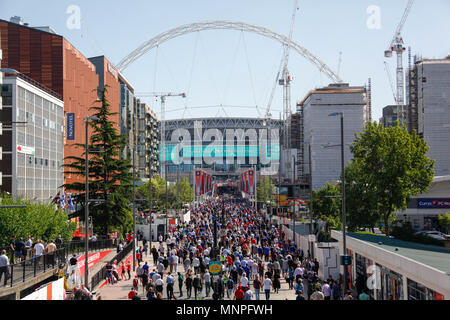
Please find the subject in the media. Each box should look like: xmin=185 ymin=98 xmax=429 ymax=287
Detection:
xmin=0 ymin=235 xmax=64 ymax=286
xmin=120 ymin=197 xmax=364 ymax=300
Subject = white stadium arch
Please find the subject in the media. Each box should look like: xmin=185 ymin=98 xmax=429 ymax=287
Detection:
xmin=116 ymin=20 xmax=343 ymax=84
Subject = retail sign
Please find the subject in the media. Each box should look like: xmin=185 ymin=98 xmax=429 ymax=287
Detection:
xmin=67 ymin=113 xmax=75 ymax=140
xmin=16 ymin=145 xmax=35 ymax=155
xmin=417 ymin=198 xmax=450 ymax=209
xmin=208 ymin=261 xmax=222 ymax=275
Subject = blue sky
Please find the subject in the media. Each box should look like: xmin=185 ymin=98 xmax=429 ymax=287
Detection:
xmin=1 ymin=0 xmax=449 ymax=121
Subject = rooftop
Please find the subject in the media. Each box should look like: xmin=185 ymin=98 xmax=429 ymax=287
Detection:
xmin=297 ymin=83 xmax=366 ymax=106
xmin=341 ymin=232 xmax=450 ymax=275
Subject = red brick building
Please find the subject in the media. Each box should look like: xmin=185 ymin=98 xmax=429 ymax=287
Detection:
xmin=0 ymin=19 xmax=120 ymax=188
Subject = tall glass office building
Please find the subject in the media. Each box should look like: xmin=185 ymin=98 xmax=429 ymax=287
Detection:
xmin=0 ymin=70 xmax=64 ymax=202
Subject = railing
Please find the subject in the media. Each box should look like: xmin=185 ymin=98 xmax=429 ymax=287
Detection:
xmin=89 ymin=241 xmax=133 ymax=290
xmin=0 ymin=239 xmax=117 ymax=289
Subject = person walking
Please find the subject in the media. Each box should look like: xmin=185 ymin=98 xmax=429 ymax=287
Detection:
xmin=234 ymin=285 xmax=244 ymax=300
xmin=33 ymin=240 xmax=45 ymax=269
xmin=105 ymin=262 xmax=114 ymax=285
xmin=177 ymin=272 xmax=184 ymax=298
xmin=253 ymin=275 xmax=261 ymax=300
xmin=126 ymin=260 xmax=132 ymax=280
xmin=193 ymin=274 xmax=202 ymax=299
xmin=45 ymin=240 xmax=57 ymax=267
xmin=322 ymin=280 xmax=331 ymax=300
xmin=185 ymin=273 xmax=193 ymax=299
xmin=0 ymin=250 xmax=10 ymax=286
xmin=204 ymin=271 xmax=211 ymax=297
xmin=331 ymin=279 xmax=341 ymax=300
xmin=263 ymin=274 xmax=272 ymax=300
xmin=166 ymin=272 xmax=175 ymax=300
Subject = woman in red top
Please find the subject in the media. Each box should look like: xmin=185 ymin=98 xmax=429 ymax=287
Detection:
xmin=126 ymin=261 xmax=132 ymax=280
xmin=234 ymin=286 xmax=244 ymax=300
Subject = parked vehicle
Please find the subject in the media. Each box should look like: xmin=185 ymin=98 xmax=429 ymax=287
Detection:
xmin=414 ymin=230 xmax=450 ymax=241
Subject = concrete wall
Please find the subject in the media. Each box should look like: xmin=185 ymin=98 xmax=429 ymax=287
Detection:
xmin=303 ymin=85 xmax=368 ymax=190
xmin=331 ymin=230 xmax=450 ymax=300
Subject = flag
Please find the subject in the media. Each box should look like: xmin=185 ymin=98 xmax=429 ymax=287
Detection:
xmin=248 ymin=169 xmax=255 ymax=195
xmin=52 ymin=192 xmax=60 ymax=204
xmin=68 ymin=193 xmax=75 ymax=210
xmin=195 ymin=170 xmax=202 ymax=196
xmin=60 ymin=192 xmax=66 ymax=209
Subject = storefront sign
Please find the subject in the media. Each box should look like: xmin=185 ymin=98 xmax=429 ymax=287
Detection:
xmin=417 ymin=198 xmax=450 ymax=209
xmin=16 ymin=144 xmax=35 ymax=155
xmin=67 ymin=113 xmax=75 ymax=140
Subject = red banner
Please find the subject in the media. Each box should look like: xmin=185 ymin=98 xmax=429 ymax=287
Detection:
xmin=195 ymin=169 xmax=202 ymax=196
xmin=248 ymin=169 xmax=255 ymax=195
xmin=77 ymin=250 xmax=112 ymax=276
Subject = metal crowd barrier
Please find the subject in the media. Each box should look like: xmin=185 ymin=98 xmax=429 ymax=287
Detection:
xmin=0 ymin=239 xmax=118 ymax=289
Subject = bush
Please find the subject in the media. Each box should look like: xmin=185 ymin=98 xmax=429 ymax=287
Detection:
xmin=391 ymin=223 xmax=445 ymax=247
xmin=0 ymin=193 xmax=77 ymax=248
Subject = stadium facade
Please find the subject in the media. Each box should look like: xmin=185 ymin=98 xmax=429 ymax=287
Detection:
xmin=161 ymin=117 xmax=283 ymax=183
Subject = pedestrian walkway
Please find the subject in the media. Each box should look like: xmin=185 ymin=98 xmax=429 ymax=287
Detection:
xmin=97 ymin=241 xmax=308 ymax=300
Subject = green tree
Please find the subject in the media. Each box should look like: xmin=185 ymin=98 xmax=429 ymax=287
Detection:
xmin=438 ymin=213 xmax=450 ymax=234
xmin=312 ymin=182 xmax=342 ymax=232
xmin=136 ymin=176 xmax=169 ymax=211
xmin=350 ymin=121 xmax=435 ymax=235
xmin=344 ymin=161 xmax=380 ymax=231
xmin=63 ymin=86 xmax=135 ymax=235
xmin=174 ymin=177 xmax=194 ymax=205
xmin=0 ymin=193 xmax=77 ymax=247
xmin=257 ymin=176 xmax=275 ymax=204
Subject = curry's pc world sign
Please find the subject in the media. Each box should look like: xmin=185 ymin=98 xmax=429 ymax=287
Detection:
xmin=417 ymin=198 xmax=450 ymax=209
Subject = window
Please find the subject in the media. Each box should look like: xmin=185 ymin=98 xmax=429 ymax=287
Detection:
xmin=1 ymin=84 xmax=13 ymax=105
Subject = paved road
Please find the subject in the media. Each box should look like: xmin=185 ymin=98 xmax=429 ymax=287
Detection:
xmin=98 ymin=242 xmax=309 ymax=301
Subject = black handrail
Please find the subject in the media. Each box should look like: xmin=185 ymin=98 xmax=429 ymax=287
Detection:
xmin=1 ymin=239 xmax=118 ymax=289
xmin=90 ymin=241 xmax=133 ymax=290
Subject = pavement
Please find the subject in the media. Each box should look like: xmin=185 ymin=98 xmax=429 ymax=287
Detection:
xmin=97 ymin=241 xmax=310 ymax=301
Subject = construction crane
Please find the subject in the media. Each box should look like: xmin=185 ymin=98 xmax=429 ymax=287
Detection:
xmin=384 ymin=61 xmax=398 ymax=105
xmin=337 ymin=51 xmax=343 ymax=78
xmin=384 ymin=0 xmax=414 ymax=126
xmin=264 ymin=0 xmax=298 ymax=145
xmin=135 ymin=92 xmax=186 ymax=179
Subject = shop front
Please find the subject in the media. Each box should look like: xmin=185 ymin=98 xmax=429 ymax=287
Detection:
xmin=407 ymin=279 xmax=445 ymax=300
xmin=376 ymin=265 xmax=403 ymax=300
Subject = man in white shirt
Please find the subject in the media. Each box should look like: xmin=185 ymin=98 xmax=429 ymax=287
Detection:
xmin=33 ymin=240 xmax=45 ymax=269
xmin=263 ymin=275 xmax=272 ymax=300
xmin=240 ymin=275 xmax=249 ymax=288
xmin=322 ymin=280 xmax=331 ymax=300
xmin=193 ymin=256 xmax=200 ymax=274
xmin=0 ymin=250 xmax=10 ymax=285
xmin=155 ymin=277 xmax=164 ymax=295
xmin=294 ymin=265 xmax=304 ymax=281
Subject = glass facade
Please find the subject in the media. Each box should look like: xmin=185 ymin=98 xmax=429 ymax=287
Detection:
xmin=375 ymin=264 xmax=403 ymax=300
xmin=407 ymin=279 xmax=444 ymax=300
xmin=14 ymin=84 xmax=64 ymax=202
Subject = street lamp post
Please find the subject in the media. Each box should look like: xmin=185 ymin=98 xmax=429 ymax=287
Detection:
xmin=328 ymin=111 xmax=348 ymax=295
xmin=132 ymin=144 xmax=136 ymax=271
xmin=308 ymin=143 xmax=314 ymax=259
xmin=165 ymin=164 xmax=168 ymax=237
xmin=84 ymin=116 xmax=99 ymax=288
